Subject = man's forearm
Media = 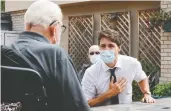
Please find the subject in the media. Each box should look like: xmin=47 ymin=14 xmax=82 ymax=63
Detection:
xmin=88 ymin=91 xmax=111 ymax=107
xmin=138 ymin=78 xmax=150 ymax=94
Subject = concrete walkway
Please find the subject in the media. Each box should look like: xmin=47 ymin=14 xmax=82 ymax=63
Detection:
xmin=91 ymin=97 xmax=171 ymax=111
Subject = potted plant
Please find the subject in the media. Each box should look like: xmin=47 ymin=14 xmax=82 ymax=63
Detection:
xmin=150 ymin=9 xmax=171 ymax=32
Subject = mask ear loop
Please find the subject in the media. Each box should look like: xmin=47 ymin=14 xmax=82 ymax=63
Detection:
xmin=56 ymin=24 xmax=62 ymax=45
xmin=54 ymin=31 xmax=57 ymax=43
xmin=51 ymin=25 xmax=57 ymax=44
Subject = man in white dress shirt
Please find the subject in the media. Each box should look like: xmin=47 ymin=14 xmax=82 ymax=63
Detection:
xmin=82 ymin=29 xmax=155 ymax=107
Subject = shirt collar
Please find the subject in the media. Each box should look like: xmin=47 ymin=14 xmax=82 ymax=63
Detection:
xmin=102 ymin=55 xmax=122 ymax=72
xmin=19 ymin=31 xmax=50 ymax=44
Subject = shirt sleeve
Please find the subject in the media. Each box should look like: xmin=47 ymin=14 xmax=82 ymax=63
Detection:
xmin=81 ymin=69 xmax=96 ymax=101
xmin=134 ymin=61 xmax=147 ymax=82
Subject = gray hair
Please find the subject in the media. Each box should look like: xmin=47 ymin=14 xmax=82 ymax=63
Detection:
xmin=24 ymin=0 xmax=63 ymax=28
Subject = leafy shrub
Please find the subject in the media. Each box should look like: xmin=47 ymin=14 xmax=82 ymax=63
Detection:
xmin=152 ymin=82 xmax=171 ymax=97
xmin=1 ymin=0 xmax=5 ymax=12
xmin=132 ymin=81 xmax=142 ymax=101
xmin=150 ymin=9 xmax=171 ymax=27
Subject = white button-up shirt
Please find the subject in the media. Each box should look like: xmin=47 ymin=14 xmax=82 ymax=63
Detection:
xmin=81 ymin=55 xmax=147 ymax=104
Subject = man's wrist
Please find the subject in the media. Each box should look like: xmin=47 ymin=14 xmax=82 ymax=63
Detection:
xmin=106 ymin=89 xmax=117 ymax=99
xmin=106 ymin=90 xmax=115 ymax=99
xmin=106 ymin=90 xmax=112 ymax=99
xmin=143 ymin=91 xmax=151 ymax=96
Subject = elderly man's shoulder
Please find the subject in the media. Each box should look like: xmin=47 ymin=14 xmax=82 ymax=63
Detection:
xmin=42 ymin=44 xmax=65 ymax=53
xmin=41 ymin=44 xmax=68 ymax=60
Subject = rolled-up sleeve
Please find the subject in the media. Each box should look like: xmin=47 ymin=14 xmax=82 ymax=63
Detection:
xmin=81 ymin=70 xmax=96 ymax=101
xmin=134 ymin=61 xmax=147 ymax=82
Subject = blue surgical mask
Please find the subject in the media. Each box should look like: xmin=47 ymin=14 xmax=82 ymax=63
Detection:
xmin=100 ymin=50 xmax=115 ymax=63
xmin=90 ymin=55 xmax=101 ymax=64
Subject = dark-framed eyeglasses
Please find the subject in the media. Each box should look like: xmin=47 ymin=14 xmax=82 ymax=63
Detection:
xmin=89 ymin=51 xmax=100 ymax=55
xmin=49 ymin=20 xmax=66 ymax=34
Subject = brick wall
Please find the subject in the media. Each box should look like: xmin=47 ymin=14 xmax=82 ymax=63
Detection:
xmin=11 ymin=10 xmax=25 ymax=31
xmin=160 ymin=1 xmax=171 ymax=83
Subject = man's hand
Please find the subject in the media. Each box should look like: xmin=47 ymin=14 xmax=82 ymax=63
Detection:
xmin=141 ymin=94 xmax=155 ymax=103
xmin=108 ymin=77 xmax=127 ymax=98
xmin=138 ymin=78 xmax=155 ymax=103
xmin=88 ymin=77 xmax=127 ymax=107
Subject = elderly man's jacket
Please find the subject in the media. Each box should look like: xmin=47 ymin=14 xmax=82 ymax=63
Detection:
xmin=1 ymin=31 xmax=90 ymax=111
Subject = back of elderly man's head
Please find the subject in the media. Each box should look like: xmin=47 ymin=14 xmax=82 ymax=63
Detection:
xmin=24 ymin=0 xmax=63 ymax=29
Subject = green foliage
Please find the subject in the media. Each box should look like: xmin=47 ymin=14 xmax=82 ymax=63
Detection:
xmin=1 ymin=0 xmax=5 ymax=12
xmin=150 ymin=9 xmax=171 ymax=27
xmin=132 ymin=81 xmax=142 ymax=101
xmin=152 ymin=82 xmax=171 ymax=97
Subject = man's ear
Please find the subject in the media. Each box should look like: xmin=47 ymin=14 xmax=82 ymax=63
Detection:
xmin=118 ymin=44 xmax=122 ymax=52
xmin=25 ymin=23 xmax=32 ymax=31
xmin=48 ymin=25 xmax=57 ymax=44
xmin=49 ymin=25 xmax=56 ymax=37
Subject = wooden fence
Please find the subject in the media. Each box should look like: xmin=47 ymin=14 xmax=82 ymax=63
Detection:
xmin=100 ymin=11 xmax=131 ymax=55
xmin=68 ymin=15 xmax=94 ymax=71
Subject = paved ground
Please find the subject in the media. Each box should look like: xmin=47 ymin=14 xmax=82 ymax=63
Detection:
xmin=91 ymin=97 xmax=171 ymax=111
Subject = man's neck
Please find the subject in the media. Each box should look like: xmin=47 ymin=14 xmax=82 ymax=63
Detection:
xmin=28 ymin=26 xmax=51 ymax=43
xmin=29 ymin=26 xmax=45 ymax=36
xmin=106 ymin=56 xmax=118 ymax=68
xmin=106 ymin=60 xmax=117 ymax=68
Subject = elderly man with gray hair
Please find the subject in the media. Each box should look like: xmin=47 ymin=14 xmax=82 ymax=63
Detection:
xmin=8 ymin=0 xmax=90 ymax=111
